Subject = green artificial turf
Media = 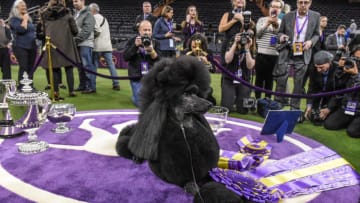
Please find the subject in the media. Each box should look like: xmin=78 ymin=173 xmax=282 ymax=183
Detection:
xmin=8 ymin=66 xmax=360 ymax=172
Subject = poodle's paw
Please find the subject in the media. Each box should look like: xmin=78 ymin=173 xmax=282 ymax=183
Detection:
xmin=194 ymin=182 xmax=244 ymax=203
xmin=115 ymin=135 xmax=133 ymax=159
xmin=119 ymin=124 xmax=136 ymax=137
xmin=184 ymin=181 xmax=200 ymax=195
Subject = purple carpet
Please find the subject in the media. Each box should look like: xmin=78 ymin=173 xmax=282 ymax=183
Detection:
xmin=0 ymin=110 xmax=359 ymax=203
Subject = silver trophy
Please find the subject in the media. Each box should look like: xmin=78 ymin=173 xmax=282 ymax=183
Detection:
xmin=6 ymin=72 xmax=51 ymax=154
xmin=0 ymin=79 xmax=24 ymax=138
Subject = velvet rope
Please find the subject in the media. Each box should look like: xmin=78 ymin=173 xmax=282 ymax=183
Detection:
xmin=30 ymin=51 xmax=45 ymax=77
xmin=54 ymin=47 xmax=142 ymax=80
xmin=208 ymin=56 xmax=360 ymax=99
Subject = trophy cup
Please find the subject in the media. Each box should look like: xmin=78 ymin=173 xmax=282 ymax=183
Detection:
xmin=0 ymin=79 xmax=24 ymax=138
xmin=6 ymin=72 xmax=51 ymax=154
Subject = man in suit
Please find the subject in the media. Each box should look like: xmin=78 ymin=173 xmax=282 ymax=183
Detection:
xmin=325 ymin=24 xmax=347 ymax=58
xmin=273 ymin=0 xmax=320 ymax=110
xmin=133 ymin=1 xmax=157 ymax=32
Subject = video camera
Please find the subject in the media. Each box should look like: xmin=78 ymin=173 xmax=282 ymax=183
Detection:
xmin=141 ymin=35 xmax=152 ymax=47
xmin=239 ymin=11 xmax=253 ymax=47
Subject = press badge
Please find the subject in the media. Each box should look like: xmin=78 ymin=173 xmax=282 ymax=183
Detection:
xmin=270 ymin=36 xmax=277 ymax=46
xmin=345 ymin=101 xmax=357 ymax=116
xmin=233 ymin=69 xmax=242 ymax=84
xmin=169 ymin=39 xmax=174 ymax=48
xmin=293 ymin=42 xmax=303 ymax=56
xmin=141 ymin=61 xmax=149 ymax=75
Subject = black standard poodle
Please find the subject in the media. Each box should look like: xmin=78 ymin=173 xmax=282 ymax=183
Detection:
xmin=116 ymin=56 xmax=243 ymax=203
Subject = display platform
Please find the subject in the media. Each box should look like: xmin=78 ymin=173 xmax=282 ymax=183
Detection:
xmin=0 ymin=110 xmax=359 ymax=203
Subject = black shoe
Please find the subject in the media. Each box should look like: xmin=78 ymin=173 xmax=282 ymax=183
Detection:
xmin=81 ymin=89 xmax=96 ymax=94
xmin=59 ymin=84 xmax=67 ymax=89
xmin=69 ymin=92 xmax=77 ymax=97
xmin=74 ymin=87 xmax=85 ymax=91
xmin=44 ymin=85 xmax=51 ymax=90
xmin=112 ymin=85 xmax=120 ymax=91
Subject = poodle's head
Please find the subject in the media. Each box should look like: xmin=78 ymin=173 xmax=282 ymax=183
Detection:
xmin=139 ymin=55 xmax=213 ymax=113
xmin=129 ymin=56 xmax=214 ymax=160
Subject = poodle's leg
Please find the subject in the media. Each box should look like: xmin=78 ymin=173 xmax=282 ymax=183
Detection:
xmin=115 ymin=124 xmax=144 ymax=163
xmin=194 ymin=182 xmax=245 ymax=203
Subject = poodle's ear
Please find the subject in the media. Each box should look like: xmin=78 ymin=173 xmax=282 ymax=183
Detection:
xmin=184 ymin=84 xmax=199 ymax=94
xmin=128 ymin=100 xmax=167 ymax=160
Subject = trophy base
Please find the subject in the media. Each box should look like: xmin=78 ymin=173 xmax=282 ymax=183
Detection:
xmin=51 ymin=126 xmax=71 ymax=134
xmin=0 ymin=126 xmax=25 ymax=139
xmin=18 ymin=141 xmax=49 ymax=154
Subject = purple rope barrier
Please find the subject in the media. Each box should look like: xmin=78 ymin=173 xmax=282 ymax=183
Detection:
xmin=30 ymin=51 xmax=45 ymax=77
xmin=54 ymin=47 xmax=141 ymax=80
xmin=208 ymin=56 xmax=360 ymax=99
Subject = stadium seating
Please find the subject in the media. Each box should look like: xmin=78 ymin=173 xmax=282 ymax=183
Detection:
xmin=1 ymin=0 xmax=359 ymax=52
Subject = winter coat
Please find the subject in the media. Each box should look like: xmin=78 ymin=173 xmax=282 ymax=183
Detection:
xmin=40 ymin=4 xmax=80 ymax=68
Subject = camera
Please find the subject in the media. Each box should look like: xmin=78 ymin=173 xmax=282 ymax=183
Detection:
xmin=243 ymin=97 xmax=257 ymax=109
xmin=276 ymin=36 xmax=292 ymax=51
xmin=141 ymin=35 xmax=152 ymax=47
xmin=242 ymin=11 xmax=252 ymax=30
xmin=335 ymin=47 xmax=346 ymax=61
xmin=343 ymin=57 xmax=357 ymax=69
xmin=239 ymin=31 xmax=253 ymax=46
xmin=271 ymin=9 xmax=277 ymax=18
xmin=310 ymin=109 xmax=323 ymax=126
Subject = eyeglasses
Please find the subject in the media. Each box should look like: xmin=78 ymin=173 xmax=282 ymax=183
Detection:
xmin=298 ymin=1 xmax=310 ymax=5
xmin=271 ymin=5 xmax=281 ymax=9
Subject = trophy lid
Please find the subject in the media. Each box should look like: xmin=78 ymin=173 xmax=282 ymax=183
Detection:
xmin=6 ymin=72 xmax=50 ymax=106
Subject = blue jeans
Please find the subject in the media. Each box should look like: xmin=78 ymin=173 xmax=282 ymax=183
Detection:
xmin=130 ymin=80 xmax=142 ymax=107
xmin=78 ymin=46 xmax=97 ymax=91
xmin=93 ymin=52 xmax=119 ymax=87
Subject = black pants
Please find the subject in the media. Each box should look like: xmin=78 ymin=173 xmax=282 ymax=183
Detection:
xmin=324 ymin=108 xmax=360 ymax=138
xmin=254 ymin=53 xmax=277 ymax=99
xmin=220 ymin=76 xmax=251 ymax=114
xmin=51 ymin=66 xmax=74 ymax=92
xmin=12 ymin=46 xmax=36 ymax=82
xmin=0 ymin=48 xmax=11 ymax=79
xmin=46 ymin=68 xmax=62 ymax=84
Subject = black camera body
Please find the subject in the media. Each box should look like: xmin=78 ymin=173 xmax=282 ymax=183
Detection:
xmin=276 ymin=36 xmax=292 ymax=51
xmin=343 ymin=57 xmax=357 ymax=69
xmin=238 ymin=11 xmax=252 ymax=47
xmin=239 ymin=31 xmax=252 ymax=46
xmin=141 ymin=35 xmax=152 ymax=47
xmin=310 ymin=109 xmax=323 ymax=126
xmin=243 ymin=97 xmax=257 ymax=109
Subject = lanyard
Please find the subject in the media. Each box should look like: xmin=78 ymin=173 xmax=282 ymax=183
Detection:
xmin=189 ymin=24 xmax=196 ymax=35
xmin=166 ymin=20 xmax=173 ymax=32
xmin=295 ymin=15 xmax=308 ymax=40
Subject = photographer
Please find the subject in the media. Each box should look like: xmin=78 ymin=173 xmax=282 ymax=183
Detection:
xmin=305 ymin=51 xmax=337 ymax=125
xmin=324 ymin=46 xmax=360 ymax=138
xmin=325 ymin=24 xmax=347 ymax=59
xmin=254 ymin=0 xmax=283 ymax=99
xmin=124 ymin=20 xmax=160 ymax=107
xmin=218 ymin=0 xmax=251 ymax=65
xmin=221 ymin=28 xmax=255 ymax=114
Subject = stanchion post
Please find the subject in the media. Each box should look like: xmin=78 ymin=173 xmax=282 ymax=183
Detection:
xmin=45 ymin=36 xmax=55 ymax=102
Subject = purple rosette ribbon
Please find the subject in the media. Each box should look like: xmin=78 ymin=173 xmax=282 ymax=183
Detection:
xmin=211 ymin=146 xmax=360 ymax=202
